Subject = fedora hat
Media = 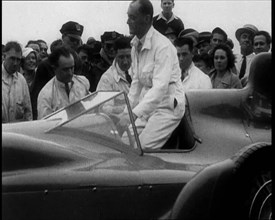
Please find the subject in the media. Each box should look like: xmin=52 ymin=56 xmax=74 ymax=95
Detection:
xmin=235 ymin=24 xmax=258 ymax=41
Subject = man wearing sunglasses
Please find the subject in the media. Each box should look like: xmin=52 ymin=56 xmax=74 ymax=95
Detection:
xmin=90 ymin=31 xmax=123 ymax=92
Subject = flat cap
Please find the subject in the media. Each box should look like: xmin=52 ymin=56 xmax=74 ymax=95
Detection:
xmin=196 ymin=31 xmax=211 ymax=46
xmin=235 ymin=24 xmax=258 ymax=41
xmin=212 ymin=27 xmax=228 ymax=40
xmin=60 ymin=21 xmax=84 ymax=39
xmin=101 ymin=31 xmax=122 ymax=43
xmin=178 ymin=28 xmax=199 ymax=45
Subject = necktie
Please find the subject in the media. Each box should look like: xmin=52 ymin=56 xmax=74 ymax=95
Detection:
xmin=125 ymin=70 xmax=132 ymax=84
xmin=65 ymin=83 xmax=70 ymax=97
xmin=239 ymin=55 xmax=246 ymax=79
xmin=137 ymin=41 xmax=142 ymax=53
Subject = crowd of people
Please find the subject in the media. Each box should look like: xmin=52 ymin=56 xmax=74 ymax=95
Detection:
xmin=2 ymin=0 xmax=272 ymax=149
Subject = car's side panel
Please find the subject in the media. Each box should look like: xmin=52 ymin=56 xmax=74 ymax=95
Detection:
xmin=3 ymin=183 xmax=185 ymax=220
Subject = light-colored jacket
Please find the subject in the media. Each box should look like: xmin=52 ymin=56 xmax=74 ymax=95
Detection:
xmin=97 ymin=61 xmax=132 ymax=114
xmin=2 ymin=64 xmax=33 ymax=123
xmin=37 ymin=75 xmax=90 ymax=119
xmin=129 ymin=26 xmax=185 ymax=120
xmin=182 ymin=62 xmax=212 ymax=91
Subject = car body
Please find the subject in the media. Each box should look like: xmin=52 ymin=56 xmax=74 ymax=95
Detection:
xmin=2 ymin=53 xmax=272 ymax=220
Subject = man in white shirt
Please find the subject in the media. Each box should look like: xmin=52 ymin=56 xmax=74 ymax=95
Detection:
xmin=174 ymin=37 xmax=212 ymax=91
xmin=97 ymin=36 xmax=133 ymax=114
xmin=119 ymin=0 xmax=185 ymax=150
xmin=37 ymin=46 xmax=90 ymax=119
xmin=235 ymin=24 xmax=258 ymax=86
xmin=2 ymin=41 xmax=33 ymax=123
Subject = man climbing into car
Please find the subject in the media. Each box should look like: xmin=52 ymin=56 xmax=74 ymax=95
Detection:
xmin=118 ymin=0 xmax=185 ymax=150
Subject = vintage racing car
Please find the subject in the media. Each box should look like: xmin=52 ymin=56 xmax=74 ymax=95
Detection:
xmin=2 ymin=53 xmax=272 ymax=220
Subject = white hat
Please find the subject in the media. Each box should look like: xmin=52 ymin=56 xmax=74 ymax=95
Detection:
xmin=22 ymin=47 xmax=37 ymax=58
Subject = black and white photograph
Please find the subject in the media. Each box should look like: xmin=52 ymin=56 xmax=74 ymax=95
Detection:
xmin=2 ymin=0 xmax=272 ymax=219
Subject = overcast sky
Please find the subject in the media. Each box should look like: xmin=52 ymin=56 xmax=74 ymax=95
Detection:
xmin=2 ymin=0 xmax=272 ymax=54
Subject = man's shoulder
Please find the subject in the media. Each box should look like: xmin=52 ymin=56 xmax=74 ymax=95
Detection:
xmin=73 ymin=75 xmax=90 ymax=89
xmin=38 ymin=78 xmax=54 ymax=98
xmin=192 ymin=65 xmax=210 ymax=79
xmin=153 ymin=14 xmax=161 ymax=22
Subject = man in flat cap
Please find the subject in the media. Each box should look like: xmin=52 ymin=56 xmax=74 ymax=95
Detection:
xmin=210 ymin=27 xmax=228 ymax=50
xmin=60 ymin=21 xmax=84 ymax=51
xmin=100 ymin=31 xmax=123 ymax=67
xmin=196 ymin=31 xmax=212 ymax=55
xmin=178 ymin=28 xmax=199 ymax=55
xmin=235 ymin=24 xmax=258 ymax=86
xmin=88 ymin=31 xmax=123 ymax=92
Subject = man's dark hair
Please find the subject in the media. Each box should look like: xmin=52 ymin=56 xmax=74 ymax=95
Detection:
xmin=114 ymin=36 xmax=132 ymax=50
xmin=48 ymin=46 xmax=73 ymax=67
xmin=4 ymin=41 xmax=22 ymax=54
xmin=211 ymin=43 xmax=235 ymax=70
xmin=50 ymin=39 xmax=63 ymax=53
xmin=174 ymin=37 xmax=194 ymax=52
xmin=133 ymin=0 xmax=154 ymax=21
xmin=26 ymin=40 xmax=39 ymax=47
xmin=37 ymin=39 xmax=47 ymax=45
xmin=254 ymin=30 xmax=272 ymax=45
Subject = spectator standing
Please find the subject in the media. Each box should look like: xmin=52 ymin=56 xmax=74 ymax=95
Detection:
xmin=2 ymin=41 xmax=32 ymax=123
xmin=209 ymin=44 xmax=242 ymax=89
xmin=100 ymin=31 xmax=123 ymax=69
xmin=97 ymin=36 xmax=133 ymax=114
xmin=210 ymin=27 xmax=228 ymax=51
xmin=50 ymin=39 xmax=63 ymax=53
xmin=26 ymin=40 xmax=41 ymax=63
xmin=77 ymin=44 xmax=91 ymax=77
xmin=37 ymin=46 xmax=90 ymax=119
xmin=37 ymin=39 xmax=49 ymax=61
xmin=235 ymin=24 xmax=258 ymax=85
xmin=153 ymin=0 xmax=184 ymax=39
xmin=196 ymin=31 xmax=212 ymax=55
xmin=33 ymin=21 xmax=84 ymax=119
xmin=89 ymin=31 xmax=122 ymax=92
xmin=253 ymin=30 xmax=271 ymax=54
xmin=164 ymin=27 xmax=177 ymax=45
xmin=20 ymin=47 xmax=38 ymax=119
xmin=178 ymin=28 xmax=199 ymax=55
xmin=174 ymin=37 xmax=212 ymax=91
xmin=119 ymin=0 xmax=185 ymax=150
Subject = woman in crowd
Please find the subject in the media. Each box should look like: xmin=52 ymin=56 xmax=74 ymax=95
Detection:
xmin=209 ymin=44 xmax=242 ymax=89
xmin=21 ymin=47 xmax=38 ymax=119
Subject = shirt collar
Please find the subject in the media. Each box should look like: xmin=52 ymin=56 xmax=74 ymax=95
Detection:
xmin=181 ymin=62 xmax=194 ymax=82
xmin=157 ymin=12 xmax=177 ymax=23
xmin=113 ymin=60 xmax=128 ymax=83
xmin=55 ymin=76 xmax=74 ymax=88
xmin=2 ymin=63 xmax=19 ymax=83
xmin=131 ymin=26 xmax=154 ymax=51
